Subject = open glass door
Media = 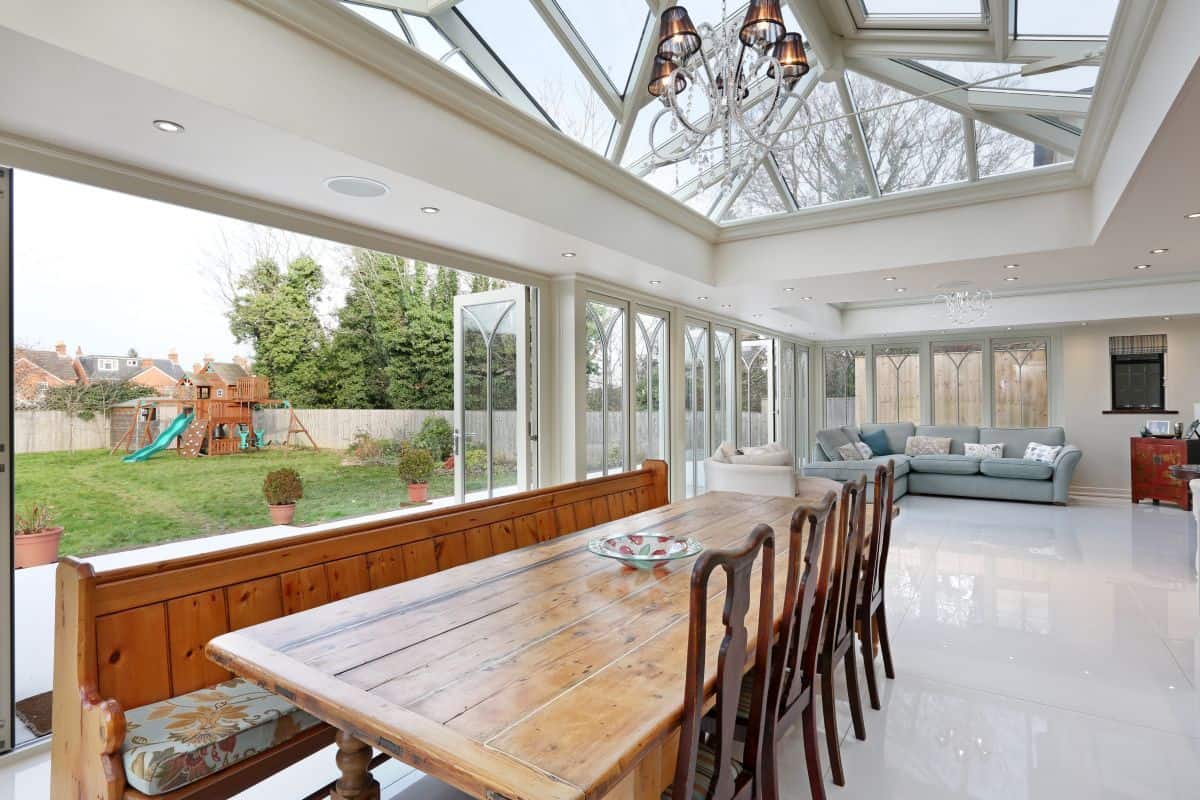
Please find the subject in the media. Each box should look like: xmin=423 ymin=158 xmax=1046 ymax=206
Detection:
xmin=453 ymin=287 xmax=528 ymax=503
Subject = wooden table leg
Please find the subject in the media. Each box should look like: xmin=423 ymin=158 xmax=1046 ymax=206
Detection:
xmin=331 ymin=729 xmax=380 ymax=800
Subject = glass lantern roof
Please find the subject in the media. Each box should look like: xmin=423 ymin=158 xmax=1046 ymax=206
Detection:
xmin=339 ymin=0 xmax=1121 ymax=225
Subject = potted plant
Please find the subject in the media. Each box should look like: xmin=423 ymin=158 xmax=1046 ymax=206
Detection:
xmin=15 ymin=501 xmax=63 ymax=569
xmin=398 ymin=443 xmax=436 ymax=503
xmin=263 ymin=468 xmax=303 ymax=524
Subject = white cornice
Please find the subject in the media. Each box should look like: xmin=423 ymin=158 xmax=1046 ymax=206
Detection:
xmin=715 ymin=163 xmax=1082 ymax=242
xmin=236 ymin=0 xmax=722 ymax=240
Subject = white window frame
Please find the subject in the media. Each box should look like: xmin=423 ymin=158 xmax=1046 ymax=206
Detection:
xmin=97 ymin=358 xmax=118 ymax=372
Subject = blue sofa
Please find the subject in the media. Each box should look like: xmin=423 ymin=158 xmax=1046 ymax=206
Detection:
xmin=803 ymin=422 xmax=1082 ymax=505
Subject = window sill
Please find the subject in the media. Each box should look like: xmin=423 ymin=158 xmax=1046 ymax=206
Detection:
xmin=1102 ymin=409 xmax=1179 ymax=415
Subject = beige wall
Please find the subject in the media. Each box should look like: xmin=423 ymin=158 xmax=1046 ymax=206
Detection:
xmin=1061 ymin=317 xmax=1200 ymax=495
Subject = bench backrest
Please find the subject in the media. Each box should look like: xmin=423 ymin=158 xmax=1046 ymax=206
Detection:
xmin=61 ymin=462 xmax=668 ymax=712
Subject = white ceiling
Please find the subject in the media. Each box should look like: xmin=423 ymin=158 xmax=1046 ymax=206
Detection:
xmin=0 ymin=0 xmax=1197 ymax=339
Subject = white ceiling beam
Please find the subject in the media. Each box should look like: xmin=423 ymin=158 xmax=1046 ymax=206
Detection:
xmin=527 ymin=0 xmax=624 ymax=118
xmin=765 ymin=155 xmax=800 ymax=211
xmin=841 ymin=37 xmax=1102 ymax=64
xmin=990 ymin=0 xmax=1011 ymax=60
xmin=429 ymin=9 xmax=547 ymax=120
xmin=817 ymin=0 xmax=859 ymax=38
xmin=367 ymin=0 xmax=459 ymax=14
xmin=967 ymin=88 xmax=1091 ymax=118
xmin=786 ymin=0 xmax=844 ymax=75
xmin=608 ymin=11 xmax=659 ymax=164
xmin=835 ymin=74 xmax=882 ymax=198
xmin=847 ymin=56 xmax=1080 ymax=157
xmin=962 ymin=115 xmax=979 ymax=181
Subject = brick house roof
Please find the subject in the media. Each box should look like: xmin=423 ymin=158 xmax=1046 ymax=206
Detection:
xmin=78 ymin=354 xmax=185 ymax=383
xmin=14 ymin=348 xmax=79 ymax=382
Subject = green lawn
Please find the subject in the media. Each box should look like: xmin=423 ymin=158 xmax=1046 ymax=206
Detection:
xmin=14 ymin=447 xmax=507 ymax=557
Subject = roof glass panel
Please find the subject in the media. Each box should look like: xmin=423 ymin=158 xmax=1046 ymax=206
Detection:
xmin=457 ymin=0 xmax=614 ymax=153
xmin=915 ymin=60 xmax=1099 ymax=93
xmin=975 ymin=122 xmax=1068 ymax=178
xmin=847 ymin=71 xmax=967 ymax=194
xmin=863 ymin=0 xmax=982 ymax=17
xmin=684 ymin=182 xmax=726 ymax=216
xmin=773 ymin=82 xmax=871 ymax=208
xmin=553 ymin=0 xmax=649 ymax=94
xmin=405 ymin=14 xmax=489 ymax=89
xmin=725 ymin=165 xmax=788 ymax=221
xmin=1016 ymin=0 xmax=1119 ymax=38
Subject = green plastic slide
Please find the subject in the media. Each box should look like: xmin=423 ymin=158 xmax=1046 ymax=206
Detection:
xmin=122 ymin=413 xmax=195 ymax=463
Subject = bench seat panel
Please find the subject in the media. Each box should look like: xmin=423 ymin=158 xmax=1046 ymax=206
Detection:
xmin=122 ymin=678 xmax=321 ymax=796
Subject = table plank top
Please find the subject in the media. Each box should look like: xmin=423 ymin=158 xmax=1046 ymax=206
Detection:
xmin=207 ymin=485 xmax=888 ymax=800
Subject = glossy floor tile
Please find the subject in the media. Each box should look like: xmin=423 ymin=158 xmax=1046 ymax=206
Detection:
xmin=5 ymin=496 xmax=1198 ymax=799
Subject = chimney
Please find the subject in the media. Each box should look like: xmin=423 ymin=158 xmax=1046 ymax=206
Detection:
xmin=141 ymin=358 xmax=154 ymax=369
xmin=76 ymin=345 xmax=83 ymax=356
xmin=202 ymin=352 xmax=214 ymax=367
xmin=55 ymin=340 xmax=67 ymax=357
xmin=168 ymin=348 xmax=179 ymax=365
xmin=192 ymin=362 xmax=202 ymax=374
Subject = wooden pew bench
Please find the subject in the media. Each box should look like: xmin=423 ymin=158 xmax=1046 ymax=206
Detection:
xmin=51 ymin=462 xmax=668 ymax=799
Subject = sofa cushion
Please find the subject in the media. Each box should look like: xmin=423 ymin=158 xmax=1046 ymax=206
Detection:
xmin=979 ymin=427 xmax=1065 ymax=458
xmin=905 ymin=435 xmax=952 ymax=456
xmin=730 ymin=449 xmax=792 ymax=466
xmin=916 ymin=426 xmax=980 ymax=455
xmin=837 ymin=442 xmax=872 ymax=461
xmin=909 ymin=454 xmax=981 ymax=475
xmin=815 ymin=428 xmax=853 ymax=461
xmin=1023 ymin=443 xmax=1063 ymax=464
xmin=859 ymin=428 xmax=892 ymax=456
xmin=805 ymin=455 xmax=909 ymax=481
xmin=859 ymin=423 xmax=916 ymax=457
xmin=122 ymin=678 xmax=322 ymax=796
xmin=711 ymin=441 xmax=738 ymax=463
xmin=964 ymin=442 xmax=1004 ymax=459
xmin=979 ymin=458 xmax=1054 ymax=481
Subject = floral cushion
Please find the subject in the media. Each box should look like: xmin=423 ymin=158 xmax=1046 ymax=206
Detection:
xmin=122 ymin=678 xmax=321 ymax=796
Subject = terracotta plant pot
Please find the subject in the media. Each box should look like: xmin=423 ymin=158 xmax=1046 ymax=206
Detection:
xmin=14 ymin=526 xmax=63 ymax=569
xmin=268 ymin=503 xmax=297 ymax=525
xmin=407 ymin=482 xmax=429 ymax=504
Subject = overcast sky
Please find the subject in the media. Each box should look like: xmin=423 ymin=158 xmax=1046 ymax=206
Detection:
xmin=14 ymin=170 xmax=349 ymax=367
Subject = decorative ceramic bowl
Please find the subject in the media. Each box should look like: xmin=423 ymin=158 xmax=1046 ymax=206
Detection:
xmin=587 ymin=532 xmax=703 ymax=570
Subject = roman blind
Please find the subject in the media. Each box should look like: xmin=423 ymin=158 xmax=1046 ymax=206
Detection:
xmin=1109 ymin=334 xmax=1167 ymax=356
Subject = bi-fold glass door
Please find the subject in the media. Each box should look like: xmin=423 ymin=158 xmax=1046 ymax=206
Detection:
xmin=453 ymin=286 xmax=530 ymax=502
xmin=1 ymin=166 xmax=13 ymax=752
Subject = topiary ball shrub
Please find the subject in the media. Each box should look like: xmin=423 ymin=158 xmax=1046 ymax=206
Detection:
xmin=412 ymin=416 xmax=454 ymax=462
xmin=263 ymin=468 xmax=304 ymax=505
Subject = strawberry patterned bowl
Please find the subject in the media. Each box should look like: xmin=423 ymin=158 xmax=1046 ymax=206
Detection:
xmin=587 ymin=532 xmax=703 ymax=570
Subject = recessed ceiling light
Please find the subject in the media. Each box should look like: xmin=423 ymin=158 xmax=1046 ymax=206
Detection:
xmin=152 ymin=119 xmax=184 ymax=133
xmin=1004 ymin=276 xmax=1019 ymax=282
xmin=697 ymin=295 xmax=709 ymax=301
xmin=883 ymin=276 xmax=897 ymax=282
xmin=895 ymin=287 xmax=907 ymax=293
xmin=1186 ymin=212 xmax=1200 ymax=219
xmin=561 ymin=251 xmax=576 ymax=258
xmin=1006 ymin=326 xmax=1013 ymax=331
xmin=784 ymin=287 xmax=796 ymax=292
xmin=800 ymin=296 xmax=813 ymax=301
xmin=1164 ymin=316 xmax=1172 ymax=321
xmin=1004 ymin=264 xmax=1019 ymax=270
xmin=325 ymin=176 xmax=389 ymax=198
xmin=1150 ymin=248 xmax=1169 ymax=254
xmin=420 ymin=206 xmax=440 ymax=215
xmin=649 ymin=280 xmax=662 ymax=286
xmin=1134 ymin=264 xmax=1151 ymax=270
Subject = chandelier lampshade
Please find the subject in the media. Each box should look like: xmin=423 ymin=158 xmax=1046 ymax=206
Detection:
xmin=657 ymin=6 xmax=702 ymax=64
xmin=739 ymin=0 xmax=786 ymax=49
xmin=648 ymin=55 xmax=688 ymax=98
xmin=769 ymin=32 xmax=810 ymax=87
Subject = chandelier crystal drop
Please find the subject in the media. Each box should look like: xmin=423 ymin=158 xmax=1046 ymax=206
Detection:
xmin=646 ymin=1 xmax=809 ymax=190
xmin=934 ymin=289 xmax=993 ymax=327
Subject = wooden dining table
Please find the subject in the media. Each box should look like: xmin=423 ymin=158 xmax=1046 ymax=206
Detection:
xmin=207 ymin=478 xmax=892 ymax=800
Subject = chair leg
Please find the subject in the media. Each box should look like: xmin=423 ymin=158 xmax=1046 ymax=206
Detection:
xmin=820 ymin=659 xmax=845 ymax=787
xmin=844 ymin=647 xmax=866 ymax=742
xmin=876 ymin=603 xmax=896 ymax=680
xmin=761 ymin=719 xmax=780 ymax=800
xmin=859 ymin=611 xmax=881 ymax=710
xmin=801 ymin=701 xmax=826 ymax=800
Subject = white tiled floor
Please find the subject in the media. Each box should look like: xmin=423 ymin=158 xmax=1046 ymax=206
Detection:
xmin=5 ymin=495 xmax=1198 ymax=799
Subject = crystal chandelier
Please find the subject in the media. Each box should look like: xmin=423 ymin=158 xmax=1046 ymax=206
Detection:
xmin=646 ymin=1 xmax=809 ymax=191
xmin=934 ymin=289 xmax=993 ymax=327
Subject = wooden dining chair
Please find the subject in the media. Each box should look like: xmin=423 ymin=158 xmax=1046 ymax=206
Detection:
xmin=817 ymin=475 xmax=868 ymax=787
xmin=668 ymin=525 xmax=776 ymax=800
xmin=859 ymin=461 xmax=898 ymax=710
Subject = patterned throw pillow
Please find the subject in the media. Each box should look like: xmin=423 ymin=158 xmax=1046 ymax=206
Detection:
xmin=1024 ymin=443 xmax=1062 ymax=464
xmin=964 ymin=442 xmax=1004 ymax=459
xmin=904 ymin=435 xmax=951 ymax=456
xmin=837 ymin=442 xmax=873 ymax=461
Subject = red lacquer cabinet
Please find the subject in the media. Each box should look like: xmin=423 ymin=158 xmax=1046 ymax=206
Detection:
xmin=1131 ymin=437 xmax=1200 ymax=510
